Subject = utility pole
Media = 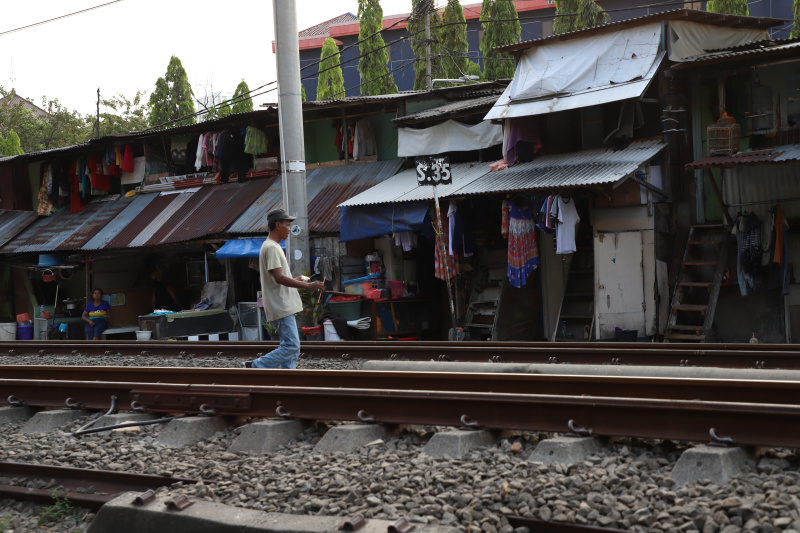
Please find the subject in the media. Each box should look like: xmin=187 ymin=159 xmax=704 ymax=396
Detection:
xmin=94 ymin=88 xmax=100 ymax=139
xmin=425 ymin=5 xmax=432 ymax=91
xmin=273 ymin=0 xmax=310 ymax=277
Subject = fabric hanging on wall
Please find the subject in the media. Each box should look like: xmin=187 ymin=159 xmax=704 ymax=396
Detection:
xmin=501 ymin=200 xmax=509 ymax=239
xmin=121 ymin=156 xmax=146 ymax=185
xmin=507 ymin=201 xmax=539 ymax=288
xmin=353 ymin=119 xmax=377 ymax=160
xmin=170 ymin=135 xmax=192 ymax=164
xmin=505 ymin=117 xmax=543 ymax=166
xmin=398 ymin=120 xmax=502 ymax=157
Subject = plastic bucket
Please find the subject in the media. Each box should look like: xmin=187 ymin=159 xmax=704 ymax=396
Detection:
xmin=323 ymin=320 xmax=341 ymax=341
xmin=135 ymin=331 xmax=152 ymax=341
xmin=0 ymin=322 xmax=15 ymax=341
xmin=328 ymin=300 xmax=362 ymax=321
xmin=16 ymin=324 xmax=33 ymax=341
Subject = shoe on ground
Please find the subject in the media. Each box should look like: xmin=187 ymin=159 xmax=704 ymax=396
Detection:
xmin=241 ymin=361 xmax=252 ymax=368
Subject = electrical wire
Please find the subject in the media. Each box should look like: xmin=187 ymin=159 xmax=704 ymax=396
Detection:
xmin=0 ymin=0 xmax=126 ymax=37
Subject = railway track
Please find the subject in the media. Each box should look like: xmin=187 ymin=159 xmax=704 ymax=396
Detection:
xmin=0 ymin=461 xmax=197 ymax=509
xmin=4 ymin=340 xmax=800 ymax=368
xmin=3 ymin=366 xmax=800 ymax=448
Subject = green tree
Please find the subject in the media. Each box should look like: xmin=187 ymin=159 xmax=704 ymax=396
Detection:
xmin=480 ymin=0 xmax=521 ymax=80
xmin=408 ymin=0 xmax=444 ymax=90
xmin=216 ymin=99 xmax=233 ymax=118
xmin=231 ymin=80 xmax=254 ymax=114
xmin=440 ymin=0 xmax=469 ymax=82
xmin=317 ymin=38 xmax=347 ymax=100
xmin=357 ymin=0 xmax=399 ymax=96
xmin=0 ymin=87 xmax=89 ymax=152
xmin=793 ymin=0 xmax=800 ymax=38
xmin=553 ymin=0 xmax=609 ymax=35
xmin=99 ymin=91 xmax=150 ymax=136
xmin=302 ymin=84 xmax=307 ymax=102
xmin=466 ymin=61 xmax=483 ymax=81
xmin=0 ymin=130 xmax=23 ymax=156
xmin=148 ymin=56 xmax=195 ymax=128
xmin=706 ymin=0 xmax=748 ymax=15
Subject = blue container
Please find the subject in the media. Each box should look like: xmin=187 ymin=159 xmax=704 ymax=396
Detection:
xmin=16 ymin=324 xmax=33 ymax=340
xmin=37 ymin=254 xmax=61 ymax=267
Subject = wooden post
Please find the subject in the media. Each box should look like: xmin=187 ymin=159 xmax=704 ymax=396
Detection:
xmin=704 ymin=169 xmax=734 ymax=226
xmin=433 ymin=185 xmax=459 ymax=341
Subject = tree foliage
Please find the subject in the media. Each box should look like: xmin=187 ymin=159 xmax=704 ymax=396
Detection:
xmin=480 ymin=0 xmax=521 ymax=80
xmin=793 ymin=0 xmax=800 ymax=38
xmin=99 ymin=91 xmax=150 ymax=136
xmin=317 ymin=38 xmax=346 ymax=100
xmin=357 ymin=0 xmax=399 ymax=96
xmin=231 ymin=80 xmax=254 ymax=114
xmin=466 ymin=61 xmax=483 ymax=81
xmin=0 ymin=130 xmax=23 ymax=156
xmin=408 ymin=0 xmax=444 ymax=90
xmin=706 ymin=0 xmax=748 ymax=15
xmin=553 ymin=0 xmax=610 ymax=35
xmin=440 ymin=0 xmax=469 ymax=81
xmin=0 ymin=86 xmax=89 ymax=152
xmin=148 ymin=56 xmax=195 ymax=128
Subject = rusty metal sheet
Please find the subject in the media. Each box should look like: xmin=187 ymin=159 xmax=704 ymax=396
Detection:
xmin=0 ymin=210 xmax=38 ymax=249
xmin=229 ymin=160 xmax=404 ymax=235
xmin=686 ymin=145 xmax=800 ymax=169
xmin=0 ymin=197 xmax=132 ymax=254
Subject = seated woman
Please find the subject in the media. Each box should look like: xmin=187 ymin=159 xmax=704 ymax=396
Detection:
xmin=82 ymin=288 xmax=111 ymax=340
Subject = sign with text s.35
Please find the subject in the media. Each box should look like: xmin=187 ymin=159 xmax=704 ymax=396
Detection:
xmin=415 ymin=156 xmax=451 ymax=186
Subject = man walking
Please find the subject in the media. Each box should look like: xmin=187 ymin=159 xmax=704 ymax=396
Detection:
xmin=243 ymin=209 xmax=324 ymax=369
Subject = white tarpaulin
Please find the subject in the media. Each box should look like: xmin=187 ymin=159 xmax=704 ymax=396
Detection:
xmin=397 ymin=120 xmax=502 ymax=157
xmin=485 ymin=23 xmax=663 ymax=120
xmin=668 ymin=21 xmax=769 ymax=61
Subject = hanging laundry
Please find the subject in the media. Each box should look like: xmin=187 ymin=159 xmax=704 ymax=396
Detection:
xmin=122 ymin=144 xmax=135 ymax=173
xmin=434 ymin=221 xmax=459 ymax=281
xmin=507 ymin=201 xmax=539 ymax=288
xmin=505 ymin=117 xmax=542 ymax=166
xmin=734 ymin=211 xmax=761 ymax=296
xmin=37 ymin=162 xmax=55 ymax=215
xmin=353 ymin=119 xmax=377 ymax=160
xmin=448 ymin=200 xmax=474 ymax=257
xmin=245 ymin=127 xmax=268 ymax=155
xmin=555 ymin=195 xmax=580 ymax=254
xmin=394 ymin=232 xmax=418 ymax=252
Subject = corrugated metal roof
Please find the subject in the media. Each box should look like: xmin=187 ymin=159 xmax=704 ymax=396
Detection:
xmin=341 ymin=141 xmax=666 ymax=206
xmin=0 ymin=210 xmax=38 ymax=248
xmin=686 ymin=144 xmax=800 ymax=169
xmin=457 ymin=140 xmax=666 ymax=195
xmin=81 ymin=193 xmax=160 ymax=250
xmin=497 ymin=9 xmax=783 ymax=53
xmin=299 ymin=13 xmax=356 ymax=38
xmin=0 ymin=197 xmax=133 ymax=254
xmin=94 ymin=178 xmax=275 ymax=250
xmin=682 ymin=38 xmax=800 ymax=63
xmin=339 ymin=162 xmax=491 ymax=206
xmin=393 ymin=94 xmax=502 ymax=124
xmin=228 ymin=160 xmax=406 ymax=234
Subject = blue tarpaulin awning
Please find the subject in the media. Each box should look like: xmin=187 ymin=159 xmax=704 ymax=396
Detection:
xmin=339 ymin=201 xmax=430 ymax=242
xmin=216 ymin=238 xmax=284 ymax=259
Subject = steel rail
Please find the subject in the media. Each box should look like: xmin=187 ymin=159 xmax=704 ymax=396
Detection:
xmin=3 ymin=340 xmax=800 ymax=368
xmin=2 ymin=379 xmax=800 ymax=448
xmin=4 ymin=366 xmax=800 ymax=405
xmin=0 ymin=461 xmax=197 ymax=509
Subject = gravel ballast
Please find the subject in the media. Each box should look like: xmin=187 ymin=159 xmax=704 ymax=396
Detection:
xmin=0 ymin=353 xmax=799 ymax=533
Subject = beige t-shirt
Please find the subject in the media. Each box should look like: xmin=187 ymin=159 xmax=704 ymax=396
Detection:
xmin=259 ymin=238 xmax=303 ymax=322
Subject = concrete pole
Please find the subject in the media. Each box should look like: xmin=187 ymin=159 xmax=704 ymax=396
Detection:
xmin=425 ymin=8 xmax=432 ymax=91
xmin=273 ymin=0 xmax=310 ymax=277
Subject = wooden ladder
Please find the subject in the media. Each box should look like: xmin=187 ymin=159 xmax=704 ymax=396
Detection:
xmin=553 ymin=224 xmax=595 ymax=342
xmin=665 ymin=225 xmax=730 ymax=342
xmin=464 ymin=251 xmax=506 ymax=341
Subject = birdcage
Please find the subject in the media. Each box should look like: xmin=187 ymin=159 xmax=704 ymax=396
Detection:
xmin=707 ymin=115 xmax=740 ymax=156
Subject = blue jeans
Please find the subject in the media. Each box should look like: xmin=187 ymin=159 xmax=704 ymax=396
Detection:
xmin=251 ymin=314 xmax=300 ymax=369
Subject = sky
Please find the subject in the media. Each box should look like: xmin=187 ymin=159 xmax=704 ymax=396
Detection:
xmin=1 ymin=0 xmax=415 ymax=117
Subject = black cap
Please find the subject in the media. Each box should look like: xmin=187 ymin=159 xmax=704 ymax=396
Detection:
xmin=267 ymin=209 xmax=296 ymax=224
